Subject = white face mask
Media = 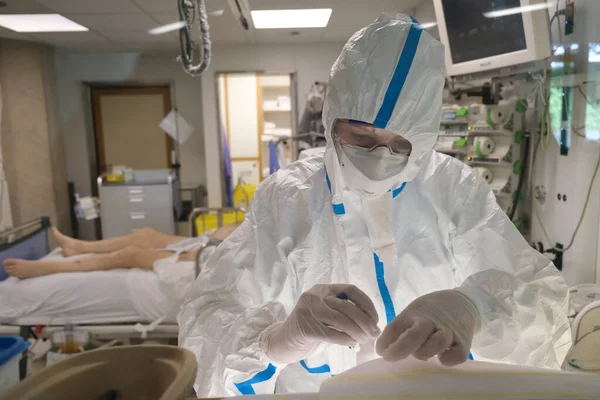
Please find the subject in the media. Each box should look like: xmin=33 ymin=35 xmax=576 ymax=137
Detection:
xmin=340 ymin=144 xmax=408 ymax=181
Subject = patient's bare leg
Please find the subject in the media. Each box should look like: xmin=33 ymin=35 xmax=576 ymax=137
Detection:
xmin=4 ymin=246 xmax=174 ymax=280
xmin=53 ymin=227 xmax=185 ymax=257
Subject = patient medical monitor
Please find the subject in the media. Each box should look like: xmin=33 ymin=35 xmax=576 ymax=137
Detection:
xmin=432 ymin=0 xmax=552 ymax=77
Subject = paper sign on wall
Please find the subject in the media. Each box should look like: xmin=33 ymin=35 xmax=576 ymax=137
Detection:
xmin=159 ymin=109 xmax=194 ymax=144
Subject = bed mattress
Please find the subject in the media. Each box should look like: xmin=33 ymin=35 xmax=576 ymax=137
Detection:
xmin=0 ymin=249 xmax=175 ymax=325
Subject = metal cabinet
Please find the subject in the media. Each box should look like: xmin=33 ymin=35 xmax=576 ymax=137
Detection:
xmin=98 ymin=170 xmax=177 ymax=238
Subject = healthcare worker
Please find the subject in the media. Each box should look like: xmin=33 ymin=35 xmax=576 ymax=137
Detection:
xmin=179 ymin=13 xmax=570 ymax=397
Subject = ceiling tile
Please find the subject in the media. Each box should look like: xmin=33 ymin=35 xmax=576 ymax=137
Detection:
xmin=211 ymin=28 xmax=252 ymax=44
xmin=0 ymin=27 xmax=33 ymax=40
xmin=207 ymin=10 xmax=252 ymax=44
xmin=150 ymin=6 xmax=233 ymax=26
xmin=131 ymin=0 xmax=178 ymax=13
xmin=36 ymin=0 xmax=141 ymax=14
xmin=28 ymin=31 xmax=111 ymax=44
xmin=100 ymin=30 xmax=178 ymax=43
xmin=64 ymin=13 xmax=159 ymax=31
xmin=248 ymin=0 xmax=416 ymax=12
xmin=26 ymin=30 xmax=128 ymax=51
xmin=133 ymin=0 xmax=224 ymax=13
xmin=151 ymin=12 xmax=180 ymax=25
xmin=249 ymin=0 xmax=329 ymax=10
xmin=0 ymin=0 xmax=52 ymax=13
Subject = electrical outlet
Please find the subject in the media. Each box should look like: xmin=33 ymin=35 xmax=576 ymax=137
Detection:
xmin=557 ymin=193 xmax=568 ymax=202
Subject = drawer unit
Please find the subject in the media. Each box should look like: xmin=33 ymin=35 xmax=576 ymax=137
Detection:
xmin=98 ymin=171 xmax=177 ymax=238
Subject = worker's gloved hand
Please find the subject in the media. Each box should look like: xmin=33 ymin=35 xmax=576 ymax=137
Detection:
xmin=260 ymin=284 xmax=381 ymax=364
xmin=376 ymin=290 xmax=481 ymax=366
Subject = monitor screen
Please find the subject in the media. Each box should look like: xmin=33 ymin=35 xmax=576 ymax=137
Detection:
xmin=442 ymin=0 xmax=527 ymax=64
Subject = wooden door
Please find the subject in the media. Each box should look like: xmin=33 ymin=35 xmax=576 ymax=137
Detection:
xmin=91 ymin=87 xmax=173 ymax=174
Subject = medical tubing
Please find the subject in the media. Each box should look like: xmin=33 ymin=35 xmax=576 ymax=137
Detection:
xmin=178 ymin=0 xmax=212 ymax=76
xmin=508 ymin=133 xmax=530 ymax=221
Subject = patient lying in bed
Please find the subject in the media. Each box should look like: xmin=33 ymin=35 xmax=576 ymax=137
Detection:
xmin=0 ymin=225 xmax=241 ymax=324
xmin=3 ymin=224 xmax=240 ymax=280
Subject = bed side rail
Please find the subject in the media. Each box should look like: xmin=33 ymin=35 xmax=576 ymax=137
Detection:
xmin=188 ymin=207 xmax=245 ymax=237
xmin=0 ymin=217 xmax=50 ymax=247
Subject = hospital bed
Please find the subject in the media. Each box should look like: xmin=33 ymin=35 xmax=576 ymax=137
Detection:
xmin=1 ymin=213 xmax=245 ymax=378
xmin=0 ymin=217 xmax=180 ymax=379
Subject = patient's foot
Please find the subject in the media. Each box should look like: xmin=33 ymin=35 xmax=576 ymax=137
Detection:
xmin=4 ymin=258 xmax=65 ymax=279
xmin=53 ymin=227 xmax=86 ymax=257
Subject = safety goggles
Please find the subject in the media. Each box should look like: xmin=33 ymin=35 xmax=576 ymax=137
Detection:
xmin=334 ymin=119 xmax=412 ymax=155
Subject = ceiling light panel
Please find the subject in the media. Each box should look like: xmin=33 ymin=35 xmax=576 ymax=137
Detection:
xmin=251 ymin=9 xmax=332 ymax=29
xmin=0 ymin=14 xmax=88 ymax=33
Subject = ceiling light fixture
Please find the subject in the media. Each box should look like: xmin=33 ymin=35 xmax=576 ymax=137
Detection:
xmin=0 ymin=14 xmax=88 ymax=32
xmin=209 ymin=9 xmax=225 ymax=17
xmin=251 ymin=8 xmax=332 ymax=29
xmin=149 ymin=21 xmax=186 ymax=35
xmin=483 ymin=2 xmax=552 ymax=18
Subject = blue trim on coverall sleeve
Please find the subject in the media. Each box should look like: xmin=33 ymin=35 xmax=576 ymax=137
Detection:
xmin=233 ymin=363 xmax=277 ymax=395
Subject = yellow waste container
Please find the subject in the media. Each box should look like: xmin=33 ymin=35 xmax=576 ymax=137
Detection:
xmin=194 ymin=211 xmax=245 ymax=236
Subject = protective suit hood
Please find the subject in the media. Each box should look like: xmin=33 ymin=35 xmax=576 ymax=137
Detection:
xmin=323 ymin=13 xmax=445 ymax=196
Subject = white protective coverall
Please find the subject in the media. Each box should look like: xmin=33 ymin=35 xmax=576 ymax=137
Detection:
xmin=179 ymin=13 xmax=570 ymax=397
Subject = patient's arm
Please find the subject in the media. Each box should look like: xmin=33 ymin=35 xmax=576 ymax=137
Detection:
xmin=4 ymin=246 xmax=175 ymax=280
xmin=209 ymin=223 xmax=240 ymax=241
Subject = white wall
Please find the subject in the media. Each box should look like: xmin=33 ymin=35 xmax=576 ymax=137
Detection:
xmin=54 ymin=52 xmax=206 ymax=202
xmin=201 ymin=43 xmax=344 ymax=206
xmin=531 ymin=0 xmax=600 ymax=285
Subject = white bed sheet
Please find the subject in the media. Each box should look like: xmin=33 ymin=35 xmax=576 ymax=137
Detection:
xmin=0 ymin=249 xmax=174 ymax=325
